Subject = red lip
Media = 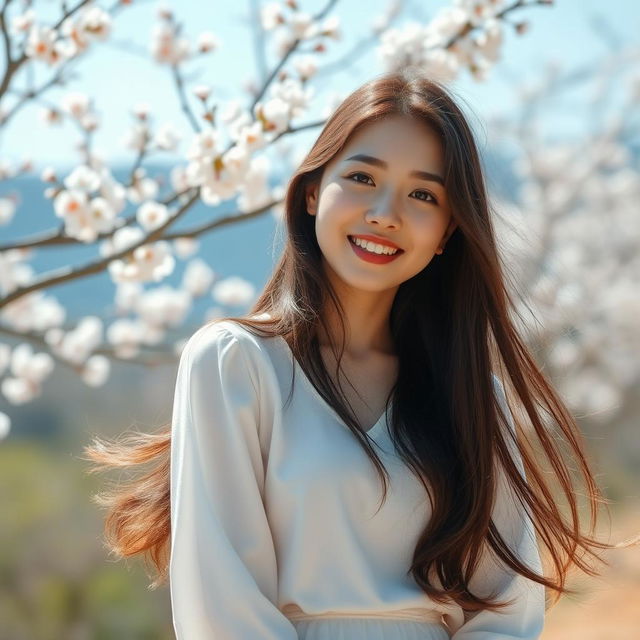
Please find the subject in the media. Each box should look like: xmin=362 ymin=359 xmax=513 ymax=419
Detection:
xmin=348 ymin=234 xmax=401 ymax=250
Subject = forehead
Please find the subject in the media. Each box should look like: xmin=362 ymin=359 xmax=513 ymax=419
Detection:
xmin=334 ymin=115 xmax=444 ymax=168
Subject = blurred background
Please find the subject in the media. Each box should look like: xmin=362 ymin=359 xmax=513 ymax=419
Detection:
xmin=0 ymin=1 xmax=639 ymax=638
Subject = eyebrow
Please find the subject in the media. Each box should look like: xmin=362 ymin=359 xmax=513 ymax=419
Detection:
xmin=345 ymin=154 xmax=445 ymax=186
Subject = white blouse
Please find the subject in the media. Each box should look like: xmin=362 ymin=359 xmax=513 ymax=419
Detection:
xmin=169 ymin=318 xmax=545 ymax=639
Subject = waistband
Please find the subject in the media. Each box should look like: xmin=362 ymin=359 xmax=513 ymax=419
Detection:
xmin=281 ymin=603 xmax=444 ymax=625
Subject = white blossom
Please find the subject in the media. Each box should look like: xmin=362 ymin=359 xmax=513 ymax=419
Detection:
xmin=127 ymin=172 xmax=159 ymax=204
xmin=193 ymin=84 xmax=211 ymax=101
xmin=237 ymin=155 xmax=272 ymax=212
xmin=261 ymin=2 xmax=283 ymax=30
xmin=38 ymin=107 xmax=63 ymax=126
xmin=196 ymin=32 xmax=219 ymax=53
xmin=1 ymin=343 xmax=54 ymax=405
xmin=294 ymin=55 xmax=318 ymax=81
xmin=108 ymin=240 xmax=175 ymax=283
xmin=422 ymin=47 xmax=462 ymax=83
xmin=474 ymin=17 xmax=503 ymax=63
xmin=132 ymin=102 xmax=151 ymax=120
xmin=79 ymin=111 xmax=100 ymax=131
xmin=25 ymin=25 xmax=63 ymax=65
xmin=320 ymin=15 xmax=341 ymax=40
xmin=153 ymin=122 xmax=181 ymax=151
xmin=187 ymin=143 xmax=249 ymax=205
xmin=288 ymin=12 xmax=314 ymax=39
xmin=61 ymin=92 xmax=91 ymax=119
xmin=182 ymin=258 xmax=215 ymax=297
xmin=170 ymin=165 xmax=190 ymax=193
xmin=220 ymin=99 xmax=244 ymax=124
xmin=99 ymin=225 xmax=145 ymax=258
xmin=212 ymin=276 xmax=256 ymax=307
xmin=61 ymin=17 xmax=89 ymax=55
xmin=55 ymin=316 xmax=104 ymax=365
xmin=121 ymin=122 xmax=149 ymax=152
xmin=63 ymin=164 xmax=101 ymax=192
xmin=81 ymin=354 xmax=110 ymax=387
xmin=11 ymin=343 xmax=54 ymax=381
xmin=226 ymin=110 xmax=253 ymax=142
xmin=99 ymin=170 xmax=127 ymax=214
xmin=269 ymin=77 xmax=313 ymax=118
xmin=150 ymin=22 xmax=190 ymax=65
xmin=1 ymin=289 xmax=65 ymax=333
xmin=186 ymin=129 xmax=219 ymax=160
xmin=236 ymin=121 xmax=267 ymax=152
xmin=106 ymin=318 xmax=145 ymax=358
xmin=114 ymin=282 xmax=143 ymax=313
xmin=378 ymin=22 xmax=426 ymax=69
xmin=172 ymin=236 xmax=199 ymax=258
xmin=1 ymin=377 xmax=35 ymax=405
xmin=427 ymin=5 xmax=470 ymax=43
xmin=0 ymin=198 xmax=16 ymax=225
xmin=259 ymin=97 xmax=290 ymax=134
xmin=53 ymin=188 xmax=116 ymax=242
xmin=11 ymin=9 xmax=35 ymax=35
xmin=54 ymin=188 xmax=88 ymax=221
xmin=76 ymin=6 xmax=112 ymax=43
xmin=136 ymin=200 xmax=170 ymax=231
xmin=136 ymin=285 xmax=191 ymax=330
xmin=0 ymin=160 xmax=13 ymax=180
xmin=41 ymin=167 xmax=57 ymax=183
xmin=273 ymin=29 xmax=296 ymax=58
xmin=86 ymin=197 xmax=118 ymax=237
xmin=454 ymin=0 xmax=506 ymax=26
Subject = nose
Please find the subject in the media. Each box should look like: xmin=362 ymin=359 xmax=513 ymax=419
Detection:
xmin=364 ymin=190 xmax=401 ymax=228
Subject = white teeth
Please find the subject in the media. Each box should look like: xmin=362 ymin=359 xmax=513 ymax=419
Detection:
xmin=350 ymin=236 xmax=398 ymax=255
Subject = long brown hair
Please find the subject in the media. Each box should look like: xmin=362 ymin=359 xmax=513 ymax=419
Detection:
xmin=83 ymin=67 xmax=637 ymax=611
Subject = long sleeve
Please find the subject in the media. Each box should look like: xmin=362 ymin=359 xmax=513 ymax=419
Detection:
xmin=451 ymin=376 xmax=545 ymax=639
xmin=169 ymin=322 xmax=299 ymax=640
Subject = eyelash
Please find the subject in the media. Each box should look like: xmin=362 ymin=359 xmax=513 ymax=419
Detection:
xmin=345 ymin=172 xmax=438 ymax=205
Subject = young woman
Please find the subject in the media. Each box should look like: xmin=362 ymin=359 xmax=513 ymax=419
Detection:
xmin=85 ymin=68 xmax=632 ymax=639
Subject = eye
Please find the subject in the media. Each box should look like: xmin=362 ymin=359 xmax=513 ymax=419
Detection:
xmin=346 ymin=171 xmax=374 ymax=185
xmin=411 ymin=189 xmax=438 ymax=205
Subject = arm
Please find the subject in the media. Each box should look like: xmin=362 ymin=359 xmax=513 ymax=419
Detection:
xmin=169 ymin=323 xmax=299 ymax=640
xmin=451 ymin=376 xmax=545 ymax=639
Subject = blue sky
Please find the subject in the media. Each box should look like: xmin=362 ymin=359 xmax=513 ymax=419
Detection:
xmin=1 ymin=0 xmax=638 ymax=169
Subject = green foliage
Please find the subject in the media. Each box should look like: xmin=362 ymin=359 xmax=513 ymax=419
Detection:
xmin=0 ymin=441 xmax=174 ymax=640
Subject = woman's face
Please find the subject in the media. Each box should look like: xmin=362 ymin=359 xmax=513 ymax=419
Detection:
xmin=305 ymin=115 xmax=457 ymax=295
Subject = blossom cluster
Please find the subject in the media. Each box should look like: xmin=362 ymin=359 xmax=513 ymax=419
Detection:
xmin=260 ymin=1 xmax=340 ymax=58
xmin=19 ymin=5 xmax=112 ymax=66
xmin=149 ymin=6 xmax=219 ymax=65
xmin=182 ymin=75 xmax=312 ymax=210
xmin=377 ymin=1 xmax=506 ymax=81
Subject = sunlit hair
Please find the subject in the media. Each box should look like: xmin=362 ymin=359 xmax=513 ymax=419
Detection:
xmin=83 ymin=67 xmax=637 ymax=610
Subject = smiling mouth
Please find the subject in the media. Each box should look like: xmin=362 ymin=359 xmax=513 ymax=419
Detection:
xmin=347 ymin=235 xmax=404 ymax=264
xmin=347 ymin=235 xmax=403 ymax=255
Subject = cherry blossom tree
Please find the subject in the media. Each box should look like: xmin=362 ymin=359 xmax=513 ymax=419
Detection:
xmin=488 ymin=44 xmax=640 ymax=428
xmin=5 ymin=0 xmax=610 ymax=439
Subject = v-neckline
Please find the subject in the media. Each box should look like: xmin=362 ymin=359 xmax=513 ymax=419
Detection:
xmin=273 ymin=334 xmax=390 ymax=437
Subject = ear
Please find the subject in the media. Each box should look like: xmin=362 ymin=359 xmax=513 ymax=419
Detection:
xmin=305 ymin=182 xmax=319 ymax=216
xmin=436 ymin=219 xmax=458 ymax=254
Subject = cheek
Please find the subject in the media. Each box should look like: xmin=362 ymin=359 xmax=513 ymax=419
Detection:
xmin=407 ymin=216 xmax=442 ymax=245
xmin=318 ymin=183 xmax=364 ymax=216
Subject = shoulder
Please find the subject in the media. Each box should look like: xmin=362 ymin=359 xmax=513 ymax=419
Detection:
xmin=179 ymin=319 xmax=273 ymax=387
